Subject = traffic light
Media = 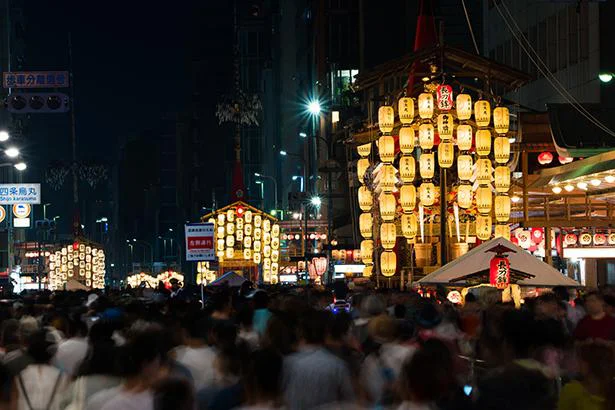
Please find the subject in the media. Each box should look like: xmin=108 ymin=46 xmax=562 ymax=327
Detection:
xmin=5 ymin=93 xmax=69 ymax=113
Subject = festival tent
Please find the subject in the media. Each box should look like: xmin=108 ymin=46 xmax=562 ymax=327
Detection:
xmin=417 ymin=237 xmax=579 ymax=287
xmin=208 ymin=271 xmax=247 ymax=287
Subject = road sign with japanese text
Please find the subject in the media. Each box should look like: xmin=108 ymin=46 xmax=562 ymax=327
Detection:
xmin=0 ymin=184 xmax=41 ymax=205
xmin=185 ymin=223 xmax=215 ymax=261
xmin=3 ymin=71 xmax=69 ymax=88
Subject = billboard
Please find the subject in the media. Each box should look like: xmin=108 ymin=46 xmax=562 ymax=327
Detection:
xmin=185 ymin=223 xmax=215 ymax=261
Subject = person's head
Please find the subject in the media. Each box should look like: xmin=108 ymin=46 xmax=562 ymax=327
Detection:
xmin=78 ymin=321 xmax=119 ymax=377
xmin=26 ymin=329 xmax=56 ymax=364
xmin=18 ymin=316 xmax=39 ymax=346
xmin=576 ymin=341 xmax=615 ymax=404
xmin=153 ymin=377 xmax=194 ymax=410
xmin=237 ymin=304 xmax=254 ymax=330
xmin=361 ymin=295 xmax=386 ymax=318
xmin=399 ymin=339 xmax=455 ymax=403
xmin=210 ymin=290 xmax=232 ymax=314
xmin=585 ymin=291 xmax=605 ymax=317
xmin=120 ymin=327 xmax=167 ymax=380
xmin=262 ymin=313 xmax=296 ymax=355
xmin=552 ymin=286 xmax=570 ymax=302
xmin=211 ymin=319 xmax=237 ymax=349
xmin=243 ymin=349 xmax=283 ymax=404
xmin=300 ymin=310 xmax=330 ymax=346
xmin=169 ymin=278 xmax=180 ymax=292
xmin=475 ymin=364 xmax=557 ymax=410
xmin=181 ymin=311 xmax=209 ymax=344
xmin=0 ymin=319 xmax=19 ymax=349
xmin=252 ymin=290 xmax=269 ymax=310
xmin=535 ymin=292 xmax=560 ymax=320
xmin=368 ymin=315 xmax=398 ymax=344
xmin=327 ymin=311 xmax=351 ymax=343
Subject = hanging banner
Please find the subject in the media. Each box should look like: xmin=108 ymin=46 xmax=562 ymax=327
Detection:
xmin=490 ymin=256 xmax=510 ymax=289
xmin=436 ymin=85 xmax=453 ymax=111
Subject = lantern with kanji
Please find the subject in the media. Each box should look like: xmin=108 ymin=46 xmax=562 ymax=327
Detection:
xmin=400 ymin=185 xmax=417 ymax=211
xmin=357 ymin=143 xmax=371 ymax=158
xmin=399 ymin=156 xmax=416 ymax=182
xmin=477 ymin=158 xmax=492 ymax=184
xmin=495 ymin=195 xmax=511 ymax=222
xmin=361 ymin=240 xmax=373 ymax=264
xmin=399 ymin=127 xmax=415 ymax=154
xmin=538 ymin=152 xmax=554 ymax=165
xmin=495 ymin=224 xmax=511 ymax=240
xmin=381 ymin=251 xmax=397 ymax=277
xmin=380 ymin=164 xmax=397 ymax=192
xmin=457 ymin=155 xmax=473 ymax=181
xmin=476 ymin=214 xmax=492 ymax=240
xmin=378 ymin=106 xmax=394 ymax=133
xmin=418 ymin=93 xmax=434 ymax=119
xmin=494 ymin=137 xmax=510 ymax=164
xmin=476 ymin=186 xmax=492 ymax=214
xmin=419 ymin=124 xmax=435 ymax=150
xmin=436 ymin=85 xmax=453 ymax=111
xmin=419 ymin=152 xmax=435 ymax=179
xmin=398 ymin=97 xmax=414 ymax=124
xmin=380 ymin=223 xmax=397 ymax=249
xmin=493 ymin=107 xmax=510 ymax=134
xmin=456 ymin=94 xmax=472 ymax=120
xmin=438 ymin=142 xmax=454 ymax=168
xmin=495 ymin=166 xmax=511 ymax=193
xmin=357 ymin=158 xmax=369 ymax=182
xmin=437 ymin=114 xmax=454 ymax=139
xmin=358 ymin=187 xmax=373 ymax=211
xmin=359 ymin=213 xmax=373 ymax=238
xmin=457 ymin=184 xmax=473 ymax=209
xmin=379 ymin=193 xmax=396 ymax=221
xmin=401 ymin=213 xmax=418 ymax=239
xmin=456 ymin=124 xmax=473 ymax=151
xmin=419 ymin=182 xmax=436 ymax=207
xmin=490 ymin=256 xmax=510 ymax=289
xmin=474 ymin=100 xmax=491 ymax=127
xmin=475 ymin=129 xmax=491 ymax=156
xmin=378 ymin=136 xmax=395 ymax=163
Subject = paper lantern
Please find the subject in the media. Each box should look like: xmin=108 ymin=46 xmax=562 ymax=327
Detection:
xmin=253 ymin=252 xmax=261 ymax=264
xmin=359 ymin=212 xmax=373 ymax=238
xmin=558 ymin=156 xmax=573 ymax=165
xmin=381 ymin=251 xmax=397 ymax=277
xmin=538 ymin=152 xmax=554 ymax=165
xmin=495 ymin=166 xmax=511 ymax=193
xmin=398 ymin=97 xmax=414 ymax=124
xmin=419 ymin=182 xmax=437 ymax=207
xmin=363 ymin=264 xmax=373 ymax=277
xmin=457 ymin=155 xmax=473 ymax=181
xmin=399 ymin=156 xmax=416 ymax=182
xmin=361 ymin=240 xmax=374 ymax=264
xmin=358 ymin=186 xmax=373 ymax=211
xmin=490 ymin=256 xmax=510 ymax=289
xmin=579 ymin=232 xmax=592 ymax=245
xmin=379 ymin=193 xmax=396 ymax=221
xmin=608 ymin=233 xmax=615 ymax=245
xmin=437 ymin=114 xmax=454 ymax=140
xmin=380 ymin=223 xmax=397 ymax=250
xmin=477 ymin=158 xmax=492 ymax=184
xmin=419 ymin=152 xmax=435 ymax=179
xmin=475 ymin=129 xmax=491 ymax=156
xmin=438 ymin=141 xmax=454 ymax=168
xmin=493 ymin=106 xmax=510 ymax=134
xmin=400 ymin=184 xmax=417 ymax=211
xmin=357 ymin=143 xmax=371 ymax=158
xmin=418 ymin=123 xmax=435 ymax=150
xmin=594 ymin=234 xmax=607 ymax=245
xmin=456 ymin=94 xmax=472 ymax=120
xmin=436 ymin=85 xmax=453 ymax=111
xmin=418 ymin=93 xmax=434 ymax=119
xmin=476 ymin=186 xmax=492 ymax=214
xmin=494 ymin=224 xmax=510 ymax=240
xmin=378 ymin=106 xmax=395 ymax=133
xmin=456 ymin=124 xmax=472 ymax=151
xmin=357 ymin=158 xmax=369 ymax=183
xmin=378 ymin=135 xmax=395 ymax=163
xmin=401 ymin=213 xmax=418 ymax=239
xmin=254 ymin=215 xmax=262 ymax=228
xmin=474 ymin=100 xmax=491 ymax=127
xmin=227 ymin=209 xmax=235 ymax=223
xmin=494 ymin=137 xmax=510 ymax=164
xmin=226 ymin=247 xmax=234 ymax=259
xmin=399 ymin=127 xmax=415 ymax=154
xmin=495 ymin=195 xmax=511 ymax=222
xmin=226 ymin=235 xmax=235 ymax=248
xmin=380 ymin=164 xmax=397 ymax=192
xmin=457 ymin=184 xmax=473 ymax=209
xmin=476 ymin=214 xmax=492 ymax=240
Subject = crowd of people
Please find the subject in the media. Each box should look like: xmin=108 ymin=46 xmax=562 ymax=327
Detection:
xmin=0 ymin=282 xmax=612 ymax=410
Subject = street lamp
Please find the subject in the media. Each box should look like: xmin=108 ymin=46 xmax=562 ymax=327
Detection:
xmin=310 ymin=196 xmax=322 ymax=207
xmin=255 ymin=180 xmax=264 ymax=203
xmin=599 ymin=72 xmax=614 ymax=83
xmin=254 ymin=172 xmax=278 ymax=209
xmin=307 ymin=100 xmax=321 ymax=115
xmin=14 ymin=162 xmax=26 ymax=171
xmin=0 ymin=131 xmax=9 ymax=142
xmin=299 ymin=132 xmax=307 ymax=138
xmin=4 ymin=147 xmax=19 ymax=158
xmin=292 ymin=175 xmax=305 ymax=192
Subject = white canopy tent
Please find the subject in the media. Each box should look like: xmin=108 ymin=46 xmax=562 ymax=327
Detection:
xmin=417 ymin=237 xmax=579 ymax=287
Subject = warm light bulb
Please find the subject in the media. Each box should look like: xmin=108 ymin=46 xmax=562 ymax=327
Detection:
xmin=551 ymin=186 xmax=562 ymax=194
xmin=590 ymin=179 xmax=601 ymax=187
xmin=511 ymin=195 xmax=521 ymax=203
xmin=564 ymin=184 xmax=574 ymax=192
xmin=605 ymin=175 xmax=615 ymax=183
xmin=577 ymin=182 xmax=588 ymax=190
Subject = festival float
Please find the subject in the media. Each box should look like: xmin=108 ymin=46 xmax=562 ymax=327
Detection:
xmin=48 ymin=239 xmax=106 ymax=290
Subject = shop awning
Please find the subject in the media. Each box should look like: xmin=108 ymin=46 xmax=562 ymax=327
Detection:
xmin=418 ymin=237 xmax=579 ymax=287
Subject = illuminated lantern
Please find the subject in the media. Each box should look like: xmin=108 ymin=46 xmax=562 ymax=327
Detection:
xmin=245 ymin=211 xmax=253 ymax=223
xmin=379 ymin=193 xmax=396 ymax=221
xmin=226 ymin=235 xmax=235 ymax=248
xmin=217 ymin=214 xmax=225 ymax=226
xmin=419 ymin=182 xmax=437 ymax=207
xmin=438 ymin=141 xmax=454 ymax=168
xmin=244 ymin=236 xmax=252 ymax=249
xmin=358 ymin=186 xmax=373 ymax=211
xmin=217 ymin=239 xmax=225 ymax=251
xmin=217 ymin=226 xmax=225 ymax=238
xmin=531 ymin=228 xmax=544 ymax=244
xmin=476 ymin=186 xmax=492 ymax=214
xmin=357 ymin=143 xmax=371 ymax=158
xmin=474 ymin=100 xmax=491 ymax=127
xmin=490 ymin=256 xmax=510 ymax=289
xmin=399 ymin=156 xmax=416 ymax=182
xmin=538 ymin=152 xmax=554 ymax=165
xmin=263 ymin=219 xmax=271 ymax=232
xmin=359 ymin=212 xmax=373 ymax=238
xmin=378 ymin=106 xmax=395 ymax=133
xmin=495 ymin=166 xmax=511 ymax=193
xmin=494 ymin=137 xmax=510 ymax=164
xmin=419 ymin=124 xmax=435 ymax=150
xmin=558 ymin=156 xmax=573 ymax=165
xmin=418 ymin=93 xmax=434 ymax=119
xmin=398 ymin=97 xmax=414 ymax=124
xmin=476 ymin=214 xmax=492 ymax=240
xmin=437 ymin=114 xmax=454 ymax=140
xmin=436 ymin=85 xmax=453 ymax=111
xmin=226 ymin=223 xmax=235 ymax=235
xmin=357 ymin=159 xmax=369 ymax=182
xmin=400 ymin=185 xmax=417 ymax=211
xmin=227 ymin=209 xmax=235 ymax=222
xmin=245 ymin=224 xmax=253 ymax=236
xmin=253 ymin=252 xmax=261 ymax=264
xmin=361 ymin=240 xmax=373 ymax=264
xmin=419 ymin=152 xmax=435 ymax=179
xmin=363 ymin=264 xmax=373 ymax=277
xmin=272 ymin=250 xmax=279 ymax=262
xmin=495 ymin=224 xmax=510 ymax=240
xmin=263 ymin=245 xmax=271 ymax=258
xmin=608 ymin=233 xmax=615 ymax=245
xmin=475 ymin=129 xmax=491 ymax=156
xmin=254 ymin=228 xmax=262 ymax=240
xmin=457 ymin=155 xmax=473 ymax=181
xmin=226 ymin=247 xmax=234 ymax=259
xmin=380 ymin=223 xmax=397 ymax=249
xmin=456 ymin=124 xmax=473 ymax=151
xmin=399 ymin=127 xmax=415 ymax=154
xmin=271 ymin=237 xmax=280 ymax=249
xmin=456 ymin=94 xmax=472 ymax=120
xmin=380 ymin=164 xmax=397 ymax=192
xmin=493 ymin=106 xmax=510 ymax=134
xmin=381 ymin=251 xmax=397 ymax=277
xmin=495 ymin=195 xmax=511 ymax=222
xmin=378 ymin=135 xmax=395 ymax=163
xmin=272 ymin=224 xmax=280 ymax=237
xmin=457 ymin=184 xmax=473 ymax=209
xmin=594 ymin=233 xmax=607 ymax=245
xmin=254 ymin=240 xmax=262 ymax=253
xmin=401 ymin=213 xmax=418 ymax=239
xmin=579 ymin=232 xmax=592 ymax=245
xmin=254 ymin=215 xmax=262 ymax=228
xmin=477 ymin=158 xmax=492 ymax=184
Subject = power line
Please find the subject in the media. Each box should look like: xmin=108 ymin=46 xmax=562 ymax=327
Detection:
xmin=461 ymin=0 xmax=480 ymax=55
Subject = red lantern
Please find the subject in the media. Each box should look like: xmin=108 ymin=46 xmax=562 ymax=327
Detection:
xmin=73 ymin=242 xmax=79 ymax=251
xmin=531 ymin=228 xmax=544 ymax=244
xmin=436 ymin=85 xmax=453 ymax=111
xmin=558 ymin=156 xmax=573 ymax=164
xmin=313 ymin=257 xmax=328 ymax=276
xmin=537 ymin=152 xmax=554 ymax=165
xmin=490 ymin=256 xmax=510 ymax=289
xmin=594 ymin=234 xmax=607 ymax=246
xmin=564 ymin=233 xmax=578 ymax=246
xmin=236 ymin=206 xmax=245 ymax=217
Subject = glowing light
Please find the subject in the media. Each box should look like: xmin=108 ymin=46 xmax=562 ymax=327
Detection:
xmin=0 ymin=131 xmax=9 ymax=142
xmin=14 ymin=162 xmax=26 ymax=171
xmin=5 ymin=147 xmax=19 ymax=158
xmin=590 ymin=179 xmax=601 ymax=187
xmin=551 ymin=186 xmax=562 ymax=194
xmin=606 ymin=175 xmax=615 ymax=183
xmin=577 ymin=181 xmax=588 ymax=190
xmin=307 ymin=100 xmax=321 ymax=115
xmin=311 ymin=196 xmax=322 ymax=207
xmin=511 ymin=195 xmax=521 ymax=203
xmin=599 ymin=73 xmax=613 ymax=83
xmin=564 ymin=184 xmax=574 ymax=192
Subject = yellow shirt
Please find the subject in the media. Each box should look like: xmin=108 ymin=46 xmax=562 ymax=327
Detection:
xmin=558 ymin=381 xmax=604 ymax=410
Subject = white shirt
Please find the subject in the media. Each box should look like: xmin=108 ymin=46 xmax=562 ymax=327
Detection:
xmin=174 ymin=345 xmax=217 ymax=390
xmin=53 ymin=337 xmax=89 ymax=377
xmin=99 ymin=389 xmax=153 ymax=410
xmin=361 ymin=343 xmax=417 ymax=404
xmin=17 ymin=365 xmax=68 ymax=410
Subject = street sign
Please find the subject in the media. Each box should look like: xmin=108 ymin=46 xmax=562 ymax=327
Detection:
xmin=12 ymin=204 xmax=31 ymax=218
xmin=0 ymin=184 xmax=40 ymax=205
xmin=185 ymin=223 xmax=215 ymax=261
xmin=3 ymin=71 xmax=69 ymax=88
xmin=13 ymin=217 xmax=30 ymax=228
